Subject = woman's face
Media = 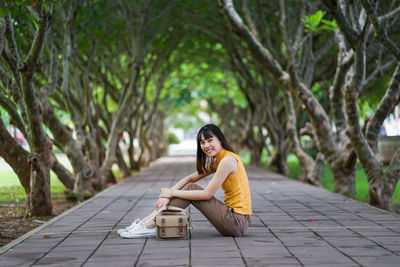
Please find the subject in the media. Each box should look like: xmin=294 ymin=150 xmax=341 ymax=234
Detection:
xmin=199 ymin=133 xmax=223 ymax=157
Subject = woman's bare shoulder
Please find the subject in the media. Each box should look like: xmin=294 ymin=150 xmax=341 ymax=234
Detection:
xmin=218 ymin=155 xmax=238 ymax=172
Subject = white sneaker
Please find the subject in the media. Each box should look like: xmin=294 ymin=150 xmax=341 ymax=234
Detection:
xmin=120 ymin=222 xmax=156 ymax=238
xmin=117 ymin=219 xmax=140 ymax=235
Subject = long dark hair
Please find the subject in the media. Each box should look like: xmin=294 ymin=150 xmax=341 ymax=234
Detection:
xmin=196 ymin=124 xmax=234 ymax=174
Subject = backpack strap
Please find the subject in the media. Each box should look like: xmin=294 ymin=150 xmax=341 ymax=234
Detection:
xmin=164 ymin=205 xmax=193 ymax=230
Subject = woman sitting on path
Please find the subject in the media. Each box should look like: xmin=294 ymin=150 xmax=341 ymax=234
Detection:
xmin=118 ymin=124 xmax=252 ymax=238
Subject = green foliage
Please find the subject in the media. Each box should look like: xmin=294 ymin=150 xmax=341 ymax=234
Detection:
xmin=287 ymin=154 xmax=302 ymax=179
xmin=282 ymin=157 xmax=400 ymax=204
xmin=358 ymin=68 xmax=395 ymax=118
xmin=0 ymin=0 xmax=59 ymax=19
xmin=167 ymin=132 xmax=180 ymax=145
xmin=65 ymin=189 xmax=92 ymax=202
xmin=240 ymin=149 xmax=270 ymax=167
xmin=303 ymin=10 xmax=338 ymax=33
xmin=162 ymin=56 xmax=247 ymax=132
xmin=0 ymin=107 xmax=10 ymax=126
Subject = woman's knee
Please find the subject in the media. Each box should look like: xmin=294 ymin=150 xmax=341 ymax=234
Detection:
xmin=182 ymin=183 xmax=203 ymax=190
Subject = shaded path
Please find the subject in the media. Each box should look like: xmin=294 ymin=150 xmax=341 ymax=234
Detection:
xmin=1 ymin=156 xmax=399 ymax=266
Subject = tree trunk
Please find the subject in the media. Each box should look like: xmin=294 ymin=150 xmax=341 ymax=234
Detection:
xmin=19 ymin=11 xmax=53 ymax=216
xmin=41 ymin=97 xmax=94 ymax=193
xmin=27 ymin=152 xmax=52 ymax=215
xmin=127 ymin=129 xmax=140 ymax=171
xmin=369 ymin=147 xmax=400 ymax=210
xmin=0 ymin=119 xmax=31 ymax=211
xmin=116 ymin=145 xmax=131 ymax=178
xmin=285 ymin=91 xmax=322 ymax=186
xmin=221 ymin=0 xmax=356 ymax=194
xmin=330 ymin=158 xmax=356 ymax=195
xmin=324 ymin=0 xmax=400 ymax=210
xmin=299 ymin=153 xmax=324 ymax=186
xmin=139 ymin=131 xmax=152 ymax=167
xmin=50 ymin=153 xmax=75 ymax=190
xmin=267 ymin=136 xmax=289 ymax=175
xmin=247 ymin=127 xmax=264 ymax=166
xmin=250 ymin=145 xmax=263 ymax=166
xmin=99 ymin=67 xmax=140 ymax=187
xmin=366 ymin=66 xmax=400 ymax=209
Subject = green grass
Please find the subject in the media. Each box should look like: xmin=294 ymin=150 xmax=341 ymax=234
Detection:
xmin=0 ymin=170 xmax=66 ymax=203
xmin=240 ymin=150 xmax=400 ymax=205
xmin=319 ymin=163 xmax=400 ymax=204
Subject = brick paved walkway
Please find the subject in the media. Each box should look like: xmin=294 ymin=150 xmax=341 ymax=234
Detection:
xmin=1 ymin=156 xmax=400 ymax=267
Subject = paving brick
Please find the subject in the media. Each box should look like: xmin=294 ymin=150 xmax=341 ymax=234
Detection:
xmin=351 ymin=255 xmax=400 ymax=267
xmin=338 ymin=245 xmax=394 ymax=257
xmin=137 ymin=258 xmax=189 ymax=266
xmin=84 ymin=260 xmax=134 ymax=267
xmin=191 ymin=256 xmax=244 ymax=265
xmin=34 ymin=262 xmax=85 ymax=267
xmin=244 ymin=256 xmax=301 ymax=266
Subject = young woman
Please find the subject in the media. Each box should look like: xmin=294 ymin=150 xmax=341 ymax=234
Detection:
xmin=118 ymin=124 xmax=252 ymax=238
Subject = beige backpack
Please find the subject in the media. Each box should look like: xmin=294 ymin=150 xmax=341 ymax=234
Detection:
xmin=155 ymin=206 xmax=190 ymax=240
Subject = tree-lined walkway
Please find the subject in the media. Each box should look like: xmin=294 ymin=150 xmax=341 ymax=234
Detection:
xmin=1 ymin=157 xmax=400 ymax=267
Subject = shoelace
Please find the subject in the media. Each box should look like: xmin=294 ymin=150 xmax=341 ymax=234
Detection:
xmin=126 ymin=222 xmax=151 ymax=234
xmin=122 ymin=219 xmax=140 ymax=231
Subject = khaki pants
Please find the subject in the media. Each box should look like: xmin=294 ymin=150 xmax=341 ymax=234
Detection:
xmin=169 ymin=183 xmax=251 ymax=236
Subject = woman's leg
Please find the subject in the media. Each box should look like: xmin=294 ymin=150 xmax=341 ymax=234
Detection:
xmin=140 ymin=210 xmax=159 ymax=228
xmin=169 ymin=183 xmax=250 ymax=236
xmin=139 ymin=183 xmax=250 ymax=235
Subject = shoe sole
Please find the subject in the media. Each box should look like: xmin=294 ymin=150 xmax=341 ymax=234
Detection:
xmin=117 ymin=225 xmax=139 ymax=235
xmin=120 ymin=233 xmax=156 ymax=239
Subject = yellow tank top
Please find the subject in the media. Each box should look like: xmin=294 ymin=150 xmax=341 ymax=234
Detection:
xmin=215 ymin=149 xmax=252 ymax=215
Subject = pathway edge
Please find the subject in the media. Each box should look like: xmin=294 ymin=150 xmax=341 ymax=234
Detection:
xmin=0 ymin=178 xmax=128 ymax=255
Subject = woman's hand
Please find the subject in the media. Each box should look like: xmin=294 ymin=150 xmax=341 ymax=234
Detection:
xmin=159 ymin=188 xmax=173 ymax=199
xmin=156 ymin=197 xmax=170 ymax=209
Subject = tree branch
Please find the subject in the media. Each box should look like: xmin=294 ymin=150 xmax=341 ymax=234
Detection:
xmin=329 ymin=32 xmax=354 ymax=136
xmin=0 ymin=94 xmax=27 ymax=137
xmin=378 ymin=5 xmax=400 ymax=22
xmin=322 ymin=0 xmax=361 ymax=49
xmin=21 ymin=11 xmax=50 ymax=76
xmin=360 ymin=0 xmax=400 ymax=61
xmin=4 ymin=14 xmax=20 ymax=63
xmin=279 ymin=0 xmax=294 ymax=61
xmin=360 ymin=59 xmax=397 ymax=96
xmin=292 ymin=0 xmax=306 ymax=55
xmin=366 ymin=64 xmax=400 ymax=146
xmin=242 ymin=0 xmax=259 ymax=39
xmin=220 ymin=0 xmax=288 ymax=83
xmin=0 ymin=17 xmax=5 ymax=55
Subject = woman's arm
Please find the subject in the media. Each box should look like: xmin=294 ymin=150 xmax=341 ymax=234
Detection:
xmin=170 ymin=171 xmax=211 ymax=191
xmin=160 ymin=156 xmax=237 ymax=201
xmin=155 ymin=170 xmax=212 ymax=208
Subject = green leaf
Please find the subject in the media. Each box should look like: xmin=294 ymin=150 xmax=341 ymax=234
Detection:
xmin=43 ymin=2 xmax=50 ymax=12
xmin=311 ymin=82 xmax=320 ymax=93
xmin=303 ymin=10 xmax=326 ymax=32
xmin=321 ymin=19 xmax=338 ymax=31
xmin=25 ymin=12 xmax=39 ymax=31
xmin=309 ymin=10 xmax=324 ymax=27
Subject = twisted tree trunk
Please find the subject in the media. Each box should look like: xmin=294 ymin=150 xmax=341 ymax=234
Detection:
xmin=221 ymin=0 xmax=356 ymax=194
xmin=284 ymin=91 xmax=322 ymax=186
xmin=18 ymin=11 xmax=53 ymax=216
xmin=324 ymin=0 xmax=400 ymax=209
xmin=0 ymin=119 xmax=31 ymax=211
xmin=40 ymin=96 xmax=93 ymax=194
